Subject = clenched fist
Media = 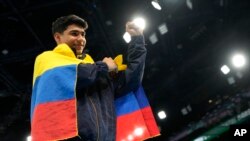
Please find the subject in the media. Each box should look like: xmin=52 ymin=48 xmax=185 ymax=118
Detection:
xmin=126 ymin=22 xmax=143 ymax=36
xmin=102 ymin=57 xmax=117 ymax=72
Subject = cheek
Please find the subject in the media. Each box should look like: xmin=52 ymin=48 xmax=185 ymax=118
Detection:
xmin=67 ymin=37 xmax=77 ymax=44
xmin=83 ymin=38 xmax=86 ymax=44
xmin=61 ymin=36 xmax=70 ymax=43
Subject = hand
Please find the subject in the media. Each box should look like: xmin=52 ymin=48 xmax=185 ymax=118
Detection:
xmin=126 ymin=22 xmax=143 ymax=36
xmin=102 ymin=57 xmax=118 ymax=72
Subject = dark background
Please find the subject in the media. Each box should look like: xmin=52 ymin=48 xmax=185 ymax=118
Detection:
xmin=1 ymin=0 xmax=250 ymax=140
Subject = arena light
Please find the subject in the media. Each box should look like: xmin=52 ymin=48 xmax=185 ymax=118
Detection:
xmin=123 ymin=32 xmax=131 ymax=43
xmin=227 ymin=76 xmax=235 ymax=85
xmin=149 ymin=33 xmax=158 ymax=44
xmin=151 ymin=0 xmax=162 ymax=10
xmin=158 ymin=110 xmax=167 ymax=119
xmin=158 ymin=23 xmax=168 ymax=35
xmin=186 ymin=0 xmax=193 ymax=10
xmin=232 ymin=54 xmax=246 ymax=68
xmin=221 ymin=65 xmax=230 ymax=75
xmin=1 ymin=49 xmax=8 ymax=55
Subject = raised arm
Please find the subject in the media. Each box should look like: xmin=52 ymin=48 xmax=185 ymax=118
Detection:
xmin=116 ymin=22 xmax=147 ymax=95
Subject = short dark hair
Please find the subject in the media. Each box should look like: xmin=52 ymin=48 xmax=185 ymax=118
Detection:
xmin=52 ymin=14 xmax=88 ymax=35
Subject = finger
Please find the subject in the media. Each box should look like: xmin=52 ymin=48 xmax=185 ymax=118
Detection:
xmin=128 ymin=23 xmax=137 ymax=29
xmin=126 ymin=22 xmax=132 ymax=27
xmin=126 ymin=22 xmax=136 ymax=29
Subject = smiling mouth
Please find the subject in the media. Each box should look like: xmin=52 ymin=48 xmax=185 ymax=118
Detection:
xmin=74 ymin=44 xmax=85 ymax=52
xmin=75 ymin=45 xmax=83 ymax=49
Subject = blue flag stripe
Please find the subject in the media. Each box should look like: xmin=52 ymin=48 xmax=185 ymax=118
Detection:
xmin=115 ymin=86 xmax=150 ymax=116
xmin=31 ymin=65 xmax=77 ymax=119
xmin=134 ymin=85 xmax=150 ymax=108
xmin=115 ymin=92 xmax=140 ymax=116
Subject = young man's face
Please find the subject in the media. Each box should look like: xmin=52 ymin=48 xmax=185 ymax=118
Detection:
xmin=54 ymin=24 xmax=86 ymax=53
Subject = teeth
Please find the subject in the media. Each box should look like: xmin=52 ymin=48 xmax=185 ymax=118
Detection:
xmin=75 ymin=46 xmax=82 ymax=49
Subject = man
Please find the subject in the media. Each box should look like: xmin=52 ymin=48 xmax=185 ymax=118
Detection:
xmin=31 ymin=14 xmax=157 ymax=141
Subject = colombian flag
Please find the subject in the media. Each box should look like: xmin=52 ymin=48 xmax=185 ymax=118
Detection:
xmin=31 ymin=44 xmax=93 ymax=140
xmin=31 ymin=43 xmax=160 ymax=141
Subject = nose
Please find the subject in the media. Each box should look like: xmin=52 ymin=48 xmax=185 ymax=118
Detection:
xmin=77 ymin=34 xmax=86 ymax=44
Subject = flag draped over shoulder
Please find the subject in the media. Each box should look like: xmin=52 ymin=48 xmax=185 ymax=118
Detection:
xmin=31 ymin=43 xmax=159 ymax=141
xmin=31 ymin=44 xmax=94 ymax=141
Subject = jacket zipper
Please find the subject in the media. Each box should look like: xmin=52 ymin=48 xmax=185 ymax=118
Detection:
xmin=88 ymin=97 xmax=100 ymax=141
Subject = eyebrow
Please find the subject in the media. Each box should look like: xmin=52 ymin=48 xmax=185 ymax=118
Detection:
xmin=69 ymin=30 xmax=86 ymax=35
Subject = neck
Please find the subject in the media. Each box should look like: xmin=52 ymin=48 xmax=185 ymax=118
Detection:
xmin=71 ymin=48 xmax=86 ymax=59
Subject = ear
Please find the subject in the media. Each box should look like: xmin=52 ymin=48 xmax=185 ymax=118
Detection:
xmin=54 ymin=33 xmax=61 ymax=44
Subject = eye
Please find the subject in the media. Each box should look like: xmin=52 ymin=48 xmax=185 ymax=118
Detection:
xmin=70 ymin=31 xmax=85 ymax=37
xmin=81 ymin=32 xmax=86 ymax=37
xmin=71 ymin=32 xmax=79 ymax=36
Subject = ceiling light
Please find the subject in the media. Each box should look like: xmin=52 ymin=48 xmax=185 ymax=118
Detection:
xmin=149 ymin=33 xmax=158 ymax=44
xmin=208 ymin=100 xmax=213 ymax=103
xmin=105 ymin=20 xmax=113 ymax=26
xmin=227 ymin=76 xmax=235 ymax=85
xmin=158 ymin=23 xmax=168 ymax=35
xmin=151 ymin=0 xmax=162 ymax=10
xmin=181 ymin=108 xmax=188 ymax=115
xmin=186 ymin=0 xmax=193 ymax=10
xmin=232 ymin=54 xmax=246 ymax=68
xmin=2 ymin=49 xmax=8 ymax=55
xmin=158 ymin=110 xmax=167 ymax=119
xmin=221 ymin=65 xmax=230 ymax=75
xmin=123 ymin=32 xmax=131 ymax=43
xmin=187 ymin=105 xmax=192 ymax=112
